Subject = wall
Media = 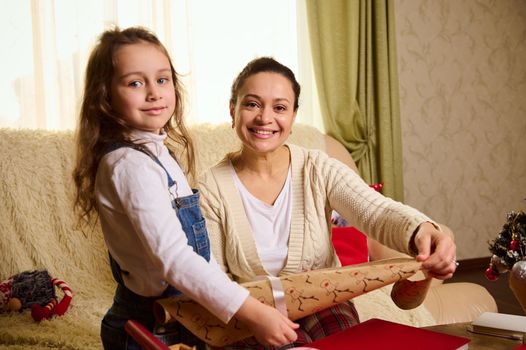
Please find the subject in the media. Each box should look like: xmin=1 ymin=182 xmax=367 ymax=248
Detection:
xmin=394 ymin=0 xmax=526 ymax=259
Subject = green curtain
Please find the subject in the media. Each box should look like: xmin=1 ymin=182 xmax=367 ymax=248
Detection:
xmin=306 ymin=0 xmax=404 ymax=201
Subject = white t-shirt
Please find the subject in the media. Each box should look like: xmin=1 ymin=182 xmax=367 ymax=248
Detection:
xmin=231 ymin=164 xmax=292 ymax=276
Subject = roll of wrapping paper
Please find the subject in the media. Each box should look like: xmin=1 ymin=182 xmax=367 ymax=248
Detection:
xmin=154 ymin=258 xmax=431 ymax=347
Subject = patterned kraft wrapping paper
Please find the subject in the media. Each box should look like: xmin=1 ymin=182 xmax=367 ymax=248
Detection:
xmin=154 ymin=258 xmax=431 ymax=347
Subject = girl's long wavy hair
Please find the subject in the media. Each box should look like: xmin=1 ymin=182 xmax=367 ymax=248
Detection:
xmin=73 ymin=26 xmax=195 ymax=226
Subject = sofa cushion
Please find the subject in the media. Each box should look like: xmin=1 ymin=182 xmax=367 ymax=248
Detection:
xmin=332 ymin=226 xmax=369 ymax=266
xmin=330 ymin=183 xmax=384 ymax=267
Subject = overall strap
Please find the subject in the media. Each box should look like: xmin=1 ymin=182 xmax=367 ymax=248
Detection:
xmin=104 ymin=142 xmax=176 ymax=188
xmin=104 ymin=142 xmax=211 ymax=297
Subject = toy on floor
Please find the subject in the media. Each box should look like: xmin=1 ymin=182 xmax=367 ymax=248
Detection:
xmin=0 ymin=269 xmax=72 ymax=321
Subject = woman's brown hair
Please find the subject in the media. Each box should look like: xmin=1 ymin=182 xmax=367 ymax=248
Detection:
xmin=230 ymin=56 xmax=301 ymax=111
xmin=73 ymin=26 xmax=195 ymax=226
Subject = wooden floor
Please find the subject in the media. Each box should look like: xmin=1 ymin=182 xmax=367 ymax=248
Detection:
xmin=446 ymin=257 xmax=525 ymax=316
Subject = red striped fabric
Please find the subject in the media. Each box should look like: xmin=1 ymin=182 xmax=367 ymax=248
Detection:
xmin=216 ymin=301 xmax=360 ymax=350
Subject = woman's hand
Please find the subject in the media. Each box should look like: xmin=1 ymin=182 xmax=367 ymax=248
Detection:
xmin=235 ymin=296 xmax=299 ymax=346
xmin=411 ymin=222 xmax=458 ymax=280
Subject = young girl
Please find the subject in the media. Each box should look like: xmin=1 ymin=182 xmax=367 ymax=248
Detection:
xmin=73 ymin=27 xmax=298 ymax=350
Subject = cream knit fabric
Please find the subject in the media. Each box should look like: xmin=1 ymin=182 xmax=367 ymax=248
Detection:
xmin=199 ymin=144 xmax=433 ymax=284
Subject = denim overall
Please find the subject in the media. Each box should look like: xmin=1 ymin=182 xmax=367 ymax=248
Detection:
xmin=100 ymin=145 xmax=209 ymax=350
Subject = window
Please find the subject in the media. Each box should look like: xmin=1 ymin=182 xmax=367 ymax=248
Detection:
xmin=0 ymin=0 xmax=322 ymax=131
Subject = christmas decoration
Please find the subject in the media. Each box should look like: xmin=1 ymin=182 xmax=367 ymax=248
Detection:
xmin=486 ymin=210 xmax=526 ymax=314
xmin=486 ymin=210 xmax=526 ymax=279
xmin=0 ymin=270 xmax=73 ymax=322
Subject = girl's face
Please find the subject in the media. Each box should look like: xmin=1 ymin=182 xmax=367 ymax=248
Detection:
xmin=231 ymin=72 xmax=297 ymax=155
xmin=110 ymin=42 xmax=175 ymax=134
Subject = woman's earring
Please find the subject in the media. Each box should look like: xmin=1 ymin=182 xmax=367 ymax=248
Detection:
xmin=231 ymin=120 xmax=235 ymax=128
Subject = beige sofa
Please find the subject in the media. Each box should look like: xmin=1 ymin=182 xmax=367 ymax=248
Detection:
xmin=0 ymin=123 xmax=496 ymax=349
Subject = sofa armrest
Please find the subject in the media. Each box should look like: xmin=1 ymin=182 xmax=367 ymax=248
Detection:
xmin=368 ymin=236 xmax=498 ymax=325
xmin=423 ymin=282 xmax=498 ymax=325
xmin=368 ymin=238 xmax=410 ymax=261
xmin=324 ymin=135 xmax=359 ymax=173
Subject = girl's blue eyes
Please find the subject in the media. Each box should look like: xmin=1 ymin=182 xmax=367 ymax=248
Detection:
xmin=127 ymin=78 xmax=170 ymax=87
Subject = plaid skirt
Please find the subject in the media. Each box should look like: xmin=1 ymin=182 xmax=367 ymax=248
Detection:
xmin=216 ymin=301 xmax=360 ymax=350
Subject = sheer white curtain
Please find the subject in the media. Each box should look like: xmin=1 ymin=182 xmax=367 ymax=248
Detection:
xmin=0 ymin=0 xmax=322 ymax=131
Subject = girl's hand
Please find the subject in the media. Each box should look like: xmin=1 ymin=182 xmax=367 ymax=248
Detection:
xmin=411 ymin=222 xmax=458 ymax=280
xmin=235 ymin=296 xmax=299 ymax=346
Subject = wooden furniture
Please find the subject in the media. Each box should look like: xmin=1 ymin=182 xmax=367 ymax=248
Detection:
xmin=424 ymin=322 xmax=523 ymax=350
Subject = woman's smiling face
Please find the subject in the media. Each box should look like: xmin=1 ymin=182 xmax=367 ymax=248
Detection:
xmin=231 ymin=72 xmax=297 ymax=155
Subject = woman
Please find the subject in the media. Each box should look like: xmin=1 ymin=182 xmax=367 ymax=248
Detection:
xmin=199 ymin=57 xmax=457 ymax=349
